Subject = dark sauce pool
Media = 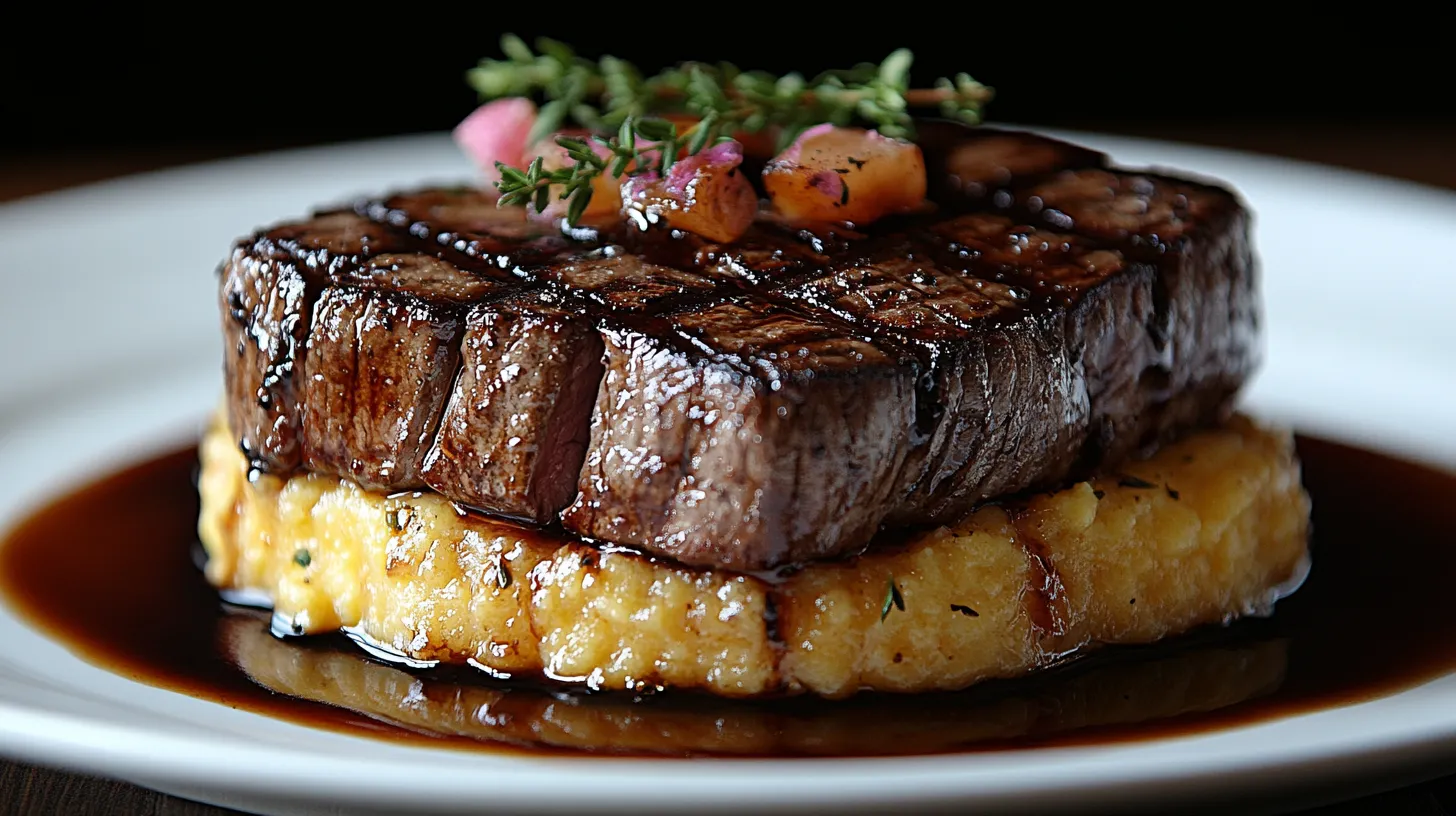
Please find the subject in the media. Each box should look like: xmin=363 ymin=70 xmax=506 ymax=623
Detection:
xmin=1 ymin=436 xmax=1454 ymax=758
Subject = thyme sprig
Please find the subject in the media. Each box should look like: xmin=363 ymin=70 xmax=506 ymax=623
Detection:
xmin=494 ymin=116 xmax=730 ymax=224
xmin=473 ymin=36 xmax=993 ymax=224
xmin=880 ymin=577 xmax=906 ymax=622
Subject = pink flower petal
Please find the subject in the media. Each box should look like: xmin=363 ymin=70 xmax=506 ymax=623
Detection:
xmin=620 ymin=139 xmax=756 ymax=242
xmin=664 ymin=140 xmax=744 ymax=195
xmin=809 ymin=171 xmax=846 ymax=201
xmin=453 ymin=98 xmax=537 ymax=184
xmin=775 ymin=123 xmax=838 ymax=164
xmin=625 ymin=140 xmax=746 ymax=201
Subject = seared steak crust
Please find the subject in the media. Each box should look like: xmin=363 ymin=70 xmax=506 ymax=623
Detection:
xmin=421 ymin=294 xmax=605 ymax=522
xmin=567 ymin=298 xmax=920 ymax=568
xmin=298 ymin=285 xmax=463 ymax=491
xmin=217 ymin=125 xmax=1260 ymax=570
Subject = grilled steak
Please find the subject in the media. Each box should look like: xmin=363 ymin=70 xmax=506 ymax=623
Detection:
xmin=217 ymin=125 xmax=1259 ymax=570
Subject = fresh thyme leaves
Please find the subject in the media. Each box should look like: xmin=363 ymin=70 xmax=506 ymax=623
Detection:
xmin=475 ymin=35 xmax=993 ymax=224
xmin=293 ymin=549 xmax=312 ymax=568
xmin=950 ymin=604 xmax=980 ymax=617
xmin=1166 ymin=485 xmax=1181 ymax=500
xmin=880 ymin=577 xmax=906 ymax=622
xmin=1093 ymin=489 xmax=1106 ymax=500
xmin=494 ymin=556 xmax=513 ymax=590
xmin=471 ymin=36 xmax=992 ymax=138
xmin=493 ymin=117 xmax=728 ymax=224
xmin=1117 ymin=474 xmax=1156 ymax=489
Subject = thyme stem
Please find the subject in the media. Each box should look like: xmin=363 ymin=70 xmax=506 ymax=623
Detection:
xmin=476 ymin=36 xmax=993 ymax=225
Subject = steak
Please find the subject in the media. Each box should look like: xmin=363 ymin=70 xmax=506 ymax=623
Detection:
xmin=217 ymin=125 xmax=1259 ymax=570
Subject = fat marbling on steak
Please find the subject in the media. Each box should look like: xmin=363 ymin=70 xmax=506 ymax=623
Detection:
xmin=217 ymin=125 xmax=1259 ymax=570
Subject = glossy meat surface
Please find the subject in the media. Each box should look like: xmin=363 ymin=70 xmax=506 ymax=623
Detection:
xmin=217 ymin=124 xmax=1259 ymax=570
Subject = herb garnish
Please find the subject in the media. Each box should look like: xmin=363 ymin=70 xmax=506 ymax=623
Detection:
xmin=293 ymin=549 xmax=312 ymax=568
xmin=1117 ymin=474 xmax=1156 ymax=489
xmin=950 ymin=604 xmax=979 ymax=617
xmin=881 ymin=577 xmax=906 ymax=622
xmin=1165 ymin=485 xmax=1181 ymax=500
xmin=385 ymin=506 xmax=412 ymax=533
xmin=475 ymin=35 xmax=993 ymax=225
xmin=494 ymin=557 xmax=513 ymax=590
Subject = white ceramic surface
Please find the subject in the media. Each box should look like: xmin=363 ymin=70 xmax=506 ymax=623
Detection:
xmin=0 ymin=131 xmax=1454 ymax=815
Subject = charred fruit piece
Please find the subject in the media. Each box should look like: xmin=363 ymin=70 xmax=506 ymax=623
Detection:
xmin=621 ymin=142 xmax=757 ymax=243
xmin=764 ymin=125 xmax=927 ymax=225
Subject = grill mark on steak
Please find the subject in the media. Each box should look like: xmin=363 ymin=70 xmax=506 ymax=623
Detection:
xmin=564 ymin=297 xmax=920 ymax=568
xmin=219 ymin=213 xmax=381 ymax=473
xmin=422 ymin=294 xmax=604 ymax=522
xmin=916 ymin=123 xmax=1108 ymax=210
xmin=357 ymin=189 xmax=586 ymax=280
xmin=1009 ymin=168 xmax=1261 ymax=459
xmin=299 ymin=285 xmax=464 ymax=490
xmin=217 ymin=123 xmax=1259 ymax=571
xmin=762 ymin=215 xmax=1155 ymax=522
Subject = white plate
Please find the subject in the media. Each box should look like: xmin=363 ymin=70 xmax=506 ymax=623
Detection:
xmin=1 ymin=131 xmax=1454 ymax=816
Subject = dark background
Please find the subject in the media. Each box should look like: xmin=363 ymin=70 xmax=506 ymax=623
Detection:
xmin=3 ymin=13 xmax=1449 ymax=161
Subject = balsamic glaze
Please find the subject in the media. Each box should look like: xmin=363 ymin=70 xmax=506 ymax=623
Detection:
xmin=1 ymin=436 xmax=1453 ymax=758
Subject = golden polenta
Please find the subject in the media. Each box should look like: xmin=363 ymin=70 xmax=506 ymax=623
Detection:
xmin=199 ymin=413 xmax=1310 ymax=698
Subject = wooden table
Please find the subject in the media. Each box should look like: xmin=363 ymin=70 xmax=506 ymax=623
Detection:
xmin=2 ymin=125 xmax=1454 ymax=815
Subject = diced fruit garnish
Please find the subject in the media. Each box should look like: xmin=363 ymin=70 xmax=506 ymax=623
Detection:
xmin=764 ymin=125 xmax=927 ymax=226
xmin=621 ymin=141 xmax=757 ymax=243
